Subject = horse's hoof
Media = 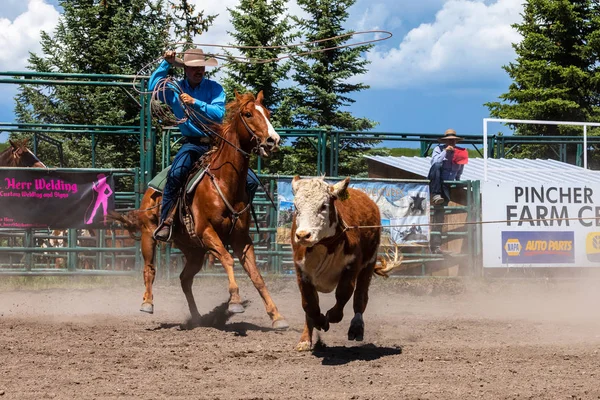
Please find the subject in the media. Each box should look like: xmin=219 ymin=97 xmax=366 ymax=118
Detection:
xmin=228 ymin=303 xmax=245 ymax=314
xmin=272 ymin=318 xmax=289 ymax=331
xmin=140 ymin=302 xmax=154 ymax=314
xmin=348 ymin=318 xmax=364 ymax=341
xmin=295 ymin=341 xmax=312 ymax=352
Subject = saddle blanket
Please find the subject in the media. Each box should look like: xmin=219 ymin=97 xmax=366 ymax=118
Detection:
xmin=147 ymin=166 xmax=206 ymax=194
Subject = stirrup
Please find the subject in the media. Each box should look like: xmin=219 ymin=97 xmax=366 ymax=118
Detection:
xmin=153 ymin=222 xmax=173 ymax=242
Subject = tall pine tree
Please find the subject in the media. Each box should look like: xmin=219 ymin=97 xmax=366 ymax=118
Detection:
xmin=223 ymin=0 xmax=297 ymax=128
xmin=283 ymin=0 xmax=378 ymax=176
xmin=13 ymin=0 xmax=216 ymax=169
xmin=486 ymin=0 xmax=600 ymax=162
xmin=14 ymin=0 xmax=171 ymax=168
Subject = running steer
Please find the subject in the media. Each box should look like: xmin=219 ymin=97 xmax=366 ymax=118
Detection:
xmin=291 ymin=176 xmax=384 ymax=351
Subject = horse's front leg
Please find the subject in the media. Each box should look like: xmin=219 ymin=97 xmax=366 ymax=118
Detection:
xmin=232 ymin=235 xmax=289 ymax=330
xmin=178 ymin=244 xmax=206 ymax=323
xmin=140 ymin=228 xmax=157 ymax=314
xmin=202 ymin=227 xmax=244 ymax=313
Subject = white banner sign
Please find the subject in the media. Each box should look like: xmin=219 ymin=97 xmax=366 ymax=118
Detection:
xmin=277 ymin=179 xmax=430 ymax=245
xmin=482 ymin=182 xmax=600 ymax=268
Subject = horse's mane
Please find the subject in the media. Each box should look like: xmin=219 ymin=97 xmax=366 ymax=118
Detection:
xmin=224 ymin=92 xmax=255 ymax=125
xmin=197 ymin=92 xmax=256 ymax=168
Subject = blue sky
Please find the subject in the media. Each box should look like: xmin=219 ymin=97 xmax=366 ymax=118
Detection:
xmin=0 ymin=0 xmax=523 ymax=144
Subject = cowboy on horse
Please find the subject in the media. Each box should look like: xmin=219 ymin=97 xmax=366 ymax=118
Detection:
xmin=149 ymin=48 xmax=260 ymax=242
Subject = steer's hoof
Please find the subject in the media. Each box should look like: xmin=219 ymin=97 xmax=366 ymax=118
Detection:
xmin=295 ymin=341 xmax=312 ymax=352
xmin=140 ymin=302 xmax=154 ymax=314
xmin=228 ymin=303 xmax=245 ymax=314
xmin=272 ymin=318 xmax=289 ymax=331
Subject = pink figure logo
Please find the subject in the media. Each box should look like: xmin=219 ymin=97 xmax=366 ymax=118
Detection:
xmin=85 ymin=173 xmax=114 ymax=225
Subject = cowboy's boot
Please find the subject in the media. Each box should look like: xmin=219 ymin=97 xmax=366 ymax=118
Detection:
xmin=153 ymin=207 xmax=176 ymax=242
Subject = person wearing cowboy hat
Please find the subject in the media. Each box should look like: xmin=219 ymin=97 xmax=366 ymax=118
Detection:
xmin=428 ymin=128 xmax=468 ymax=254
xmin=148 ymin=48 xmax=260 ymax=242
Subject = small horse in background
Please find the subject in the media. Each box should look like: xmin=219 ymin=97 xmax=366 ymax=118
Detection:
xmin=112 ymin=91 xmax=288 ymax=330
xmin=0 ymin=139 xmax=46 ymax=168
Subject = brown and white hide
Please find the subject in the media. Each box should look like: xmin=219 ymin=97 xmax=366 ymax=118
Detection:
xmin=291 ymin=176 xmax=382 ymax=351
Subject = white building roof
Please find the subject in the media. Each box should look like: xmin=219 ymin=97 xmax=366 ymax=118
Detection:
xmin=365 ymin=156 xmax=600 ymax=183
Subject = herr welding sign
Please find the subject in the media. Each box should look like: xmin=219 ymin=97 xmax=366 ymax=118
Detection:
xmin=501 ymin=231 xmax=575 ymax=264
xmin=0 ymin=169 xmax=115 ymax=229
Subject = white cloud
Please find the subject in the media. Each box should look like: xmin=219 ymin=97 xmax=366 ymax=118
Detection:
xmin=360 ymin=0 xmax=523 ymax=89
xmin=0 ymin=0 xmax=60 ymax=71
xmin=0 ymin=0 xmax=522 ymax=92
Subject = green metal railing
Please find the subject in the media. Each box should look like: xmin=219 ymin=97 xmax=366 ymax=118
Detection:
xmin=152 ymin=175 xmax=481 ymax=279
xmin=8 ymin=70 xmax=579 ymax=277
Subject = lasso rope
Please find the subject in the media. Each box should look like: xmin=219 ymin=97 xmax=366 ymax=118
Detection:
xmin=170 ymin=30 xmax=393 ymax=65
xmin=346 ymin=215 xmax=600 ymax=230
xmin=132 ymin=29 xmax=392 ymax=96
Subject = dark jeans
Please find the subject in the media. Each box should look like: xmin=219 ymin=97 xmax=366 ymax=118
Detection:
xmin=427 ymin=162 xmax=450 ymax=199
xmin=428 ymin=162 xmax=449 ymax=250
xmin=161 ymin=143 xmax=260 ymax=223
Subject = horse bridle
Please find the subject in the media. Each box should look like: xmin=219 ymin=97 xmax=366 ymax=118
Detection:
xmin=238 ymin=110 xmax=265 ymax=154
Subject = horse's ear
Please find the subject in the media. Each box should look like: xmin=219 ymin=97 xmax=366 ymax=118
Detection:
xmin=256 ymin=90 xmax=264 ymax=105
xmin=234 ymin=90 xmax=242 ymax=101
xmin=9 ymin=140 xmax=16 ymax=149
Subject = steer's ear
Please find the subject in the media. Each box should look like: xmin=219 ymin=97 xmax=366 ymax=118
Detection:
xmin=331 ymin=177 xmax=350 ymax=199
xmin=291 ymin=175 xmax=301 ymax=195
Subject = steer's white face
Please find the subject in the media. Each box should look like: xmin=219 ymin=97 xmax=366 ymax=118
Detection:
xmin=292 ymin=176 xmax=349 ymax=247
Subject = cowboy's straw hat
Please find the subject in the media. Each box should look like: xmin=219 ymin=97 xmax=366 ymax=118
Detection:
xmin=173 ymin=48 xmax=218 ymax=68
xmin=438 ymin=128 xmax=463 ymax=142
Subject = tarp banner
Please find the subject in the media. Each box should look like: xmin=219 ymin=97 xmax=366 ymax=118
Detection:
xmin=0 ymin=169 xmax=115 ymax=229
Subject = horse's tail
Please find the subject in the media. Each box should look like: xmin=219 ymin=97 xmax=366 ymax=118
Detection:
xmin=107 ymin=211 xmax=142 ymax=240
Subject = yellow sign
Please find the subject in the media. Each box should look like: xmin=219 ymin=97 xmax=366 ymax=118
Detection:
xmin=504 ymin=238 xmax=522 ymax=257
xmin=586 ymin=232 xmax=600 ymax=262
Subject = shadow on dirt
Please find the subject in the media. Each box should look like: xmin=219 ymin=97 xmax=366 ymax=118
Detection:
xmin=312 ymin=339 xmax=403 ymax=366
xmin=148 ymin=300 xmax=274 ymax=335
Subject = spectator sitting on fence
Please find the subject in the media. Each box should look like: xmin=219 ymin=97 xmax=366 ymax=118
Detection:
xmin=428 ymin=128 xmax=468 ymax=206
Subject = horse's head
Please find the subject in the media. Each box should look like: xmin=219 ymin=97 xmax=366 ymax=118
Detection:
xmin=9 ymin=139 xmax=46 ymax=168
xmin=233 ymin=90 xmax=280 ymax=157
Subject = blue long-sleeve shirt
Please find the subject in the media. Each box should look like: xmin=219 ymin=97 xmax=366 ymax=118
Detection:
xmin=148 ymin=60 xmax=226 ymax=138
xmin=431 ymin=144 xmax=464 ymax=180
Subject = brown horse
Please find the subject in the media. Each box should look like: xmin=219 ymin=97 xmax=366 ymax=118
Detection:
xmin=0 ymin=139 xmax=46 ymax=167
xmin=112 ymin=91 xmax=288 ymax=329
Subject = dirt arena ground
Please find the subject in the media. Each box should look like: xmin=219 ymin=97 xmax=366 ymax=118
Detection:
xmin=1 ymin=275 xmax=600 ymax=399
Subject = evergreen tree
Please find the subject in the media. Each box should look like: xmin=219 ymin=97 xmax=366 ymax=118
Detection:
xmin=12 ymin=0 xmax=216 ymax=170
xmin=170 ymin=0 xmax=217 ymax=48
xmin=223 ymin=0 xmax=297 ymax=128
xmin=13 ymin=0 xmax=171 ymax=168
xmin=486 ymin=0 xmax=600 ymax=162
xmin=283 ymin=0 xmax=378 ymax=176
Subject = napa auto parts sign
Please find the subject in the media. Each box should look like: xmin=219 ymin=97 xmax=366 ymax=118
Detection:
xmin=482 ymin=182 xmax=600 ymax=268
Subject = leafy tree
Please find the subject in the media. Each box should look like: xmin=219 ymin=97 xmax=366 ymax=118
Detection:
xmin=282 ymin=0 xmax=379 ymax=176
xmin=170 ymin=0 xmax=217 ymax=48
xmin=12 ymin=0 xmax=216 ymax=170
xmin=222 ymin=0 xmax=297 ymax=129
xmin=13 ymin=0 xmax=171 ymax=168
xmin=486 ymin=0 xmax=600 ymax=164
